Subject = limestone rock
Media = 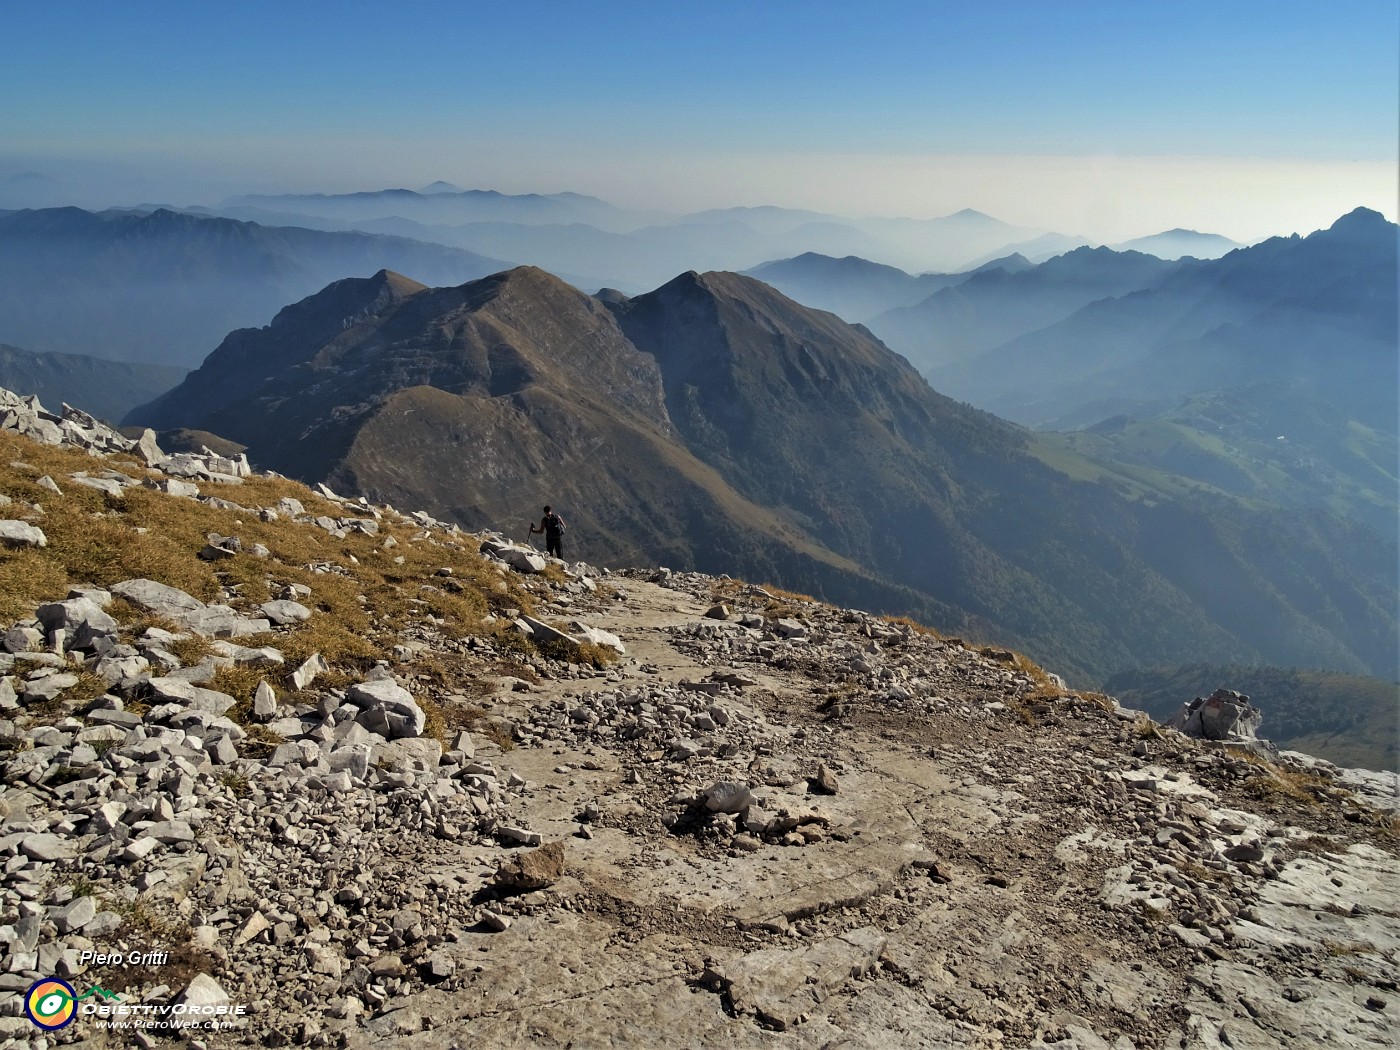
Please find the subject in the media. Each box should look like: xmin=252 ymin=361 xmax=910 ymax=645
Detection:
xmin=811 ymin=763 xmax=840 ymax=795
xmin=704 ymin=781 xmax=754 ymax=814
xmin=289 ymin=651 xmax=328 ymax=691
xmin=347 ymin=678 xmax=426 ymax=738
xmin=260 ymin=599 xmax=313 ymax=625
xmin=494 ymin=841 xmax=566 ymax=891
xmin=0 ymin=521 xmax=46 ymax=548
xmin=179 ymin=974 xmax=230 ymax=1009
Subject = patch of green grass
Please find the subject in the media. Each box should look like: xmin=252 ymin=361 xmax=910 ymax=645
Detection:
xmin=218 ymin=771 xmax=250 ymax=797
xmin=70 ymin=877 xmax=97 ymax=899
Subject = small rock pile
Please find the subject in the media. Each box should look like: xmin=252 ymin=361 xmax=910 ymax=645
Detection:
xmin=1166 ymin=687 xmax=1265 ymax=746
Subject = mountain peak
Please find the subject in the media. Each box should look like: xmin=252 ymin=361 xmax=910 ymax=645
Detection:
xmin=370 ymin=268 xmax=430 ymax=299
xmin=481 ymin=264 xmax=585 ymax=301
xmin=1329 ymin=206 xmax=1391 ymax=232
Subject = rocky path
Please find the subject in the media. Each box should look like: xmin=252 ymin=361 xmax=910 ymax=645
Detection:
xmin=336 ymin=571 xmax=1399 ymax=1050
xmin=0 ymin=386 xmax=1396 ymax=1049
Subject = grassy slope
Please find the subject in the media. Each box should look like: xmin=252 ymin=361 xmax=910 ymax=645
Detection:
xmin=1032 ymin=387 xmax=1398 ymax=535
xmin=0 ymin=429 xmax=539 ymax=687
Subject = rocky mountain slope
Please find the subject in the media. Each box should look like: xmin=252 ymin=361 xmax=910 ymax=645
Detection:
xmin=126 ymin=267 xmax=1397 ymax=687
xmin=0 ymin=386 xmax=1396 ymax=1048
xmin=0 ymin=207 xmax=508 ymax=367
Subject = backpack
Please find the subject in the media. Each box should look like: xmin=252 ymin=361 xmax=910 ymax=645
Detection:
xmin=546 ymin=512 xmax=566 ymax=535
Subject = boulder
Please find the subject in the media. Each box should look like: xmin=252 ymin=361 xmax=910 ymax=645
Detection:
xmin=289 ymin=652 xmax=328 ymax=691
xmin=252 ymin=680 xmax=278 ymax=721
xmin=259 ymin=599 xmax=312 ymax=625
xmin=178 ymin=974 xmax=230 ymax=1010
xmin=569 ymin=621 xmax=625 ymax=655
xmin=704 ymin=781 xmax=754 ymax=814
xmin=111 ymin=577 xmax=204 ymax=619
xmin=347 ymin=679 xmax=426 ymax=739
xmin=480 ymin=538 xmax=547 ymax=574
xmin=0 ymin=521 xmax=46 ymax=548
xmin=36 ymin=597 xmax=119 ymax=651
xmin=493 ymin=841 xmax=566 ymax=891
xmin=1166 ymin=688 xmax=1263 ymax=743
xmin=370 ymin=737 xmax=442 ymax=773
xmin=811 ymin=763 xmax=840 ymax=795
xmin=519 ymin=615 xmax=578 ymax=646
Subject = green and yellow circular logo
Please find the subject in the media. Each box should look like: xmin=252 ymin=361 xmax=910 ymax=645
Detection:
xmin=25 ymin=978 xmax=77 ymax=1030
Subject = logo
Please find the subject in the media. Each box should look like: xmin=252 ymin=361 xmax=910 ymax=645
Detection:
xmin=24 ymin=978 xmax=120 ymax=1031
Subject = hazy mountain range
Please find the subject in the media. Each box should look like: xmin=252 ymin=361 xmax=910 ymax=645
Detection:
xmin=126 ymin=265 xmax=1396 ymax=686
xmin=205 ymin=192 xmax=1049 ymax=285
xmin=1 ymin=188 xmax=1392 ymax=715
xmin=745 ymin=252 xmax=1034 ymax=324
xmin=755 ymin=209 xmax=1397 ymax=439
xmin=920 ymin=208 xmax=1396 ymax=430
xmin=0 ymin=206 xmax=507 ymax=366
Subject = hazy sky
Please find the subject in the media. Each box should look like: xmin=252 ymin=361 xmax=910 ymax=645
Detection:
xmin=4 ymin=0 xmax=1396 ymax=242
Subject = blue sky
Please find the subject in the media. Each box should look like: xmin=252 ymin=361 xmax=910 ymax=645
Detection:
xmin=4 ymin=1 xmax=1396 ymax=239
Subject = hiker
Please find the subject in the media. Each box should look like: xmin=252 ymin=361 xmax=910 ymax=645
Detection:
xmin=530 ymin=505 xmax=566 ymax=559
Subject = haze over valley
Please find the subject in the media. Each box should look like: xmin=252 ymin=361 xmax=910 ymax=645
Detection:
xmin=1 ymin=184 xmax=1395 ymax=703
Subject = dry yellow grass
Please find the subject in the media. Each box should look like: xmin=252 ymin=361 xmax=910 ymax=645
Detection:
xmin=879 ymin=614 xmax=945 ymax=639
xmin=1223 ymin=745 xmax=1338 ymax=807
xmin=0 ymin=430 xmax=538 ymax=697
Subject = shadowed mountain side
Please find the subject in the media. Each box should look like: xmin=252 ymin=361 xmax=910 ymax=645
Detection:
xmin=329 ymin=383 xmax=984 ymax=634
xmin=608 ymin=271 xmax=1393 ymax=680
xmin=0 ymin=343 xmax=186 ymax=423
xmin=129 ymin=266 xmax=1397 ymax=683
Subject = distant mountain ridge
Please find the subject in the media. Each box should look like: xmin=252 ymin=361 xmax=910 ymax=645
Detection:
xmin=1110 ymin=228 xmax=1241 ymax=260
xmin=221 ymin=187 xmax=648 ymax=232
xmin=744 ymin=252 xmax=1032 ymax=323
xmin=203 ymin=193 xmax=1058 ymax=287
xmin=926 ymin=208 xmax=1398 ymax=429
xmin=0 ymin=206 xmax=510 ymax=367
xmin=127 ymin=266 xmax=1396 ymax=685
xmin=0 ymin=343 xmax=186 ymax=423
xmin=869 ymin=245 xmax=1176 ymax=374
